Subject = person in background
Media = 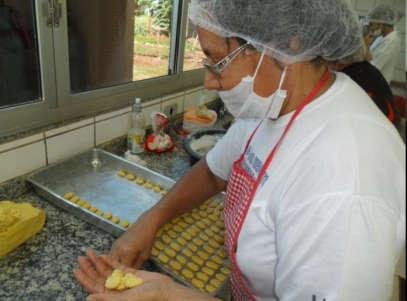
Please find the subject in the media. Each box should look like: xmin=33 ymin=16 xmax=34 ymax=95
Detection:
xmin=330 ymin=25 xmax=401 ymax=129
xmin=368 ymin=3 xmax=403 ymax=83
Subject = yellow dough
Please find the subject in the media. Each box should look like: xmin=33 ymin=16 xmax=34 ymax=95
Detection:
xmin=123 ymin=273 xmax=144 ymax=288
xmin=135 ymin=177 xmax=145 ymax=185
xmin=77 ymin=199 xmax=85 ymax=206
xmin=218 ymin=249 xmax=228 ymax=259
xmin=164 ymin=248 xmax=176 ymax=258
xmin=151 ymin=248 xmax=159 ymax=257
xmin=181 ymin=232 xmax=193 ymax=241
xmin=143 ymin=182 xmax=153 ymax=189
xmin=197 ymin=251 xmax=210 ymax=260
xmin=192 ymin=238 xmax=204 ymax=246
xmin=125 ymin=174 xmax=135 ymax=181
xmin=205 ymin=284 xmax=217 ymax=293
xmin=169 ymin=260 xmax=182 ymax=271
xmin=187 ymin=243 xmax=198 ymax=252
xmin=160 ymin=190 xmax=168 ymax=196
xmin=161 ymin=234 xmax=171 ymax=244
xmin=208 ymin=240 xmax=220 ymax=249
xmin=167 ymin=230 xmax=177 ymax=239
xmin=70 ymin=196 xmax=80 ymax=204
xmin=173 ymin=225 xmax=183 ymax=232
xmin=181 ymin=269 xmax=194 ymax=279
xmin=192 ymin=278 xmax=205 ymax=289
xmin=117 ymin=170 xmax=126 ymax=177
xmin=203 ymin=245 xmax=215 ymax=254
xmin=196 ymin=221 xmax=206 ymax=229
xmin=212 ymin=255 xmax=223 ymax=265
xmin=214 ymin=234 xmax=224 ymax=244
xmin=176 ymin=255 xmax=187 ymax=265
xmin=178 ymin=221 xmax=189 ymax=229
xmin=182 ymin=248 xmax=193 ymax=257
xmin=121 ymin=220 xmax=130 ymax=228
xmin=183 ymin=216 xmax=194 ymax=224
xmin=103 ymin=212 xmax=112 ymax=219
xmin=176 ymin=237 xmax=187 ymax=246
xmin=196 ymin=272 xmax=209 ymax=282
xmin=187 ymin=262 xmax=199 ymax=272
xmin=90 ymin=206 xmax=98 ymax=213
xmin=215 ymin=273 xmax=226 ymax=282
xmin=158 ymin=253 xmax=170 ymax=264
xmin=210 ymin=278 xmax=222 ymax=288
xmin=199 ymin=211 xmax=207 ymax=218
xmin=63 ymin=192 xmax=74 ymax=200
xmin=199 ymin=233 xmax=209 ymax=241
xmin=205 ymin=261 xmax=219 ymax=270
xmin=96 ymin=209 xmax=104 ymax=216
xmin=153 ymin=186 xmax=161 ymax=193
xmin=191 ymin=212 xmax=200 ymax=220
xmin=154 ymin=241 xmax=165 ymax=250
xmin=170 ymin=242 xmax=182 ymax=252
xmin=204 ymin=229 xmax=214 ymax=237
xmin=202 ymin=266 xmax=215 ymax=276
xmin=187 ymin=226 xmax=199 ymax=235
xmin=105 ymin=269 xmax=144 ymax=291
xmin=82 ymin=201 xmax=91 ymax=209
xmin=111 ymin=216 xmax=120 ymax=224
xmin=220 ymin=267 xmax=230 ymax=275
xmin=191 ymin=256 xmax=204 ymax=266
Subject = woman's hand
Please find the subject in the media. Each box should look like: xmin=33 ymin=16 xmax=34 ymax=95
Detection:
xmin=110 ymin=209 xmax=162 ymax=268
xmin=73 ymin=249 xmax=172 ymax=301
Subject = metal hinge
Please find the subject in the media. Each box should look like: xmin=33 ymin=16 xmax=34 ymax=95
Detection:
xmin=46 ymin=0 xmax=62 ymax=28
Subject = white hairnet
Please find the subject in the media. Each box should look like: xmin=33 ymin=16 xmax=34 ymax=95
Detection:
xmin=368 ymin=4 xmax=403 ymax=26
xmin=189 ymin=0 xmax=364 ymax=63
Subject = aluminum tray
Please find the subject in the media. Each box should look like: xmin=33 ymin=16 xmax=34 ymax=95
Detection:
xmin=27 ymin=149 xmax=230 ymax=298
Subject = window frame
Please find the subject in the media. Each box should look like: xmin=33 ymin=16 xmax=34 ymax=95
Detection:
xmin=0 ymin=0 xmax=205 ymax=137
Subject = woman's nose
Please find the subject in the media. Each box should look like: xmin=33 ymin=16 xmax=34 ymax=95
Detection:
xmin=204 ymin=70 xmax=221 ymax=91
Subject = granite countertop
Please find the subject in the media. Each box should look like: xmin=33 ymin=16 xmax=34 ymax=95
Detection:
xmin=0 ymin=136 xmax=196 ymax=301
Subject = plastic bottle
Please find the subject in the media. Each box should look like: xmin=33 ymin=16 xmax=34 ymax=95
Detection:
xmin=127 ymin=98 xmax=146 ymax=154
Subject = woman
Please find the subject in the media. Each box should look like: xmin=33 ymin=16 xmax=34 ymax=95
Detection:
xmin=74 ymin=0 xmax=406 ymax=300
xmin=368 ymin=4 xmax=403 ymax=83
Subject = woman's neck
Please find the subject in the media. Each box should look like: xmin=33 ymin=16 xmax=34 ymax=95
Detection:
xmin=280 ymin=64 xmax=334 ymax=116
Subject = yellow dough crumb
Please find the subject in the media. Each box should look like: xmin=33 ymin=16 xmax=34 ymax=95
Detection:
xmin=123 ymin=273 xmax=144 ymax=288
xmin=192 ymin=238 xmax=204 ymax=246
xmin=183 ymin=216 xmax=194 ymax=224
xmin=176 ymin=237 xmax=187 ymax=246
xmin=135 ymin=177 xmax=145 ymax=185
xmin=181 ymin=269 xmax=194 ymax=279
xmin=117 ymin=170 xmax=126 ymax=177
xmin=196 ymin=272 xmax=209 ymax=282
xmin=167 ymin=230 xmax=177 ymax=239
xmin=208 ymin=240 xmax=220 ymax=249
xmin=182 ymin=248 xmax=193 ymax=257
xmin=126 ymin=174 xmax=135 ymax=181
xmin=96 ymin=209 xmax=104 ymax=216
xmin=192 ymin=278 xmax=205 ymax=289
xmin=161 ymin=234 xmax=171 ymax=244
xmin=153 ymin=186 xmax=161 ymax=193
xmin=143 ymin=182 xmax=153 ymax=189
xmin=220 ymin=267 xmax=230 ymax=275
xmin=71 ymin=196 xmax=80 ymax=204
xmin=82 ymin=201 xmax=91 ymax=209
xmin=218 ymin=249 xmax=228 ymax=259
xmin=187 ymin=243 xmax=198 ymax=252
xmin=111 ymin=216 xmax=120 ymax=224
xmin=154 ymin=241 xmax=165 ymax=250
xmin=181 ymin=232 xmax=193 ymax=241
xmin=63 ymin=192 xmax=74 ymax=200
xmin=203 ymin=245 xmax=215 ymax=254
xmin=90 ymin=206 xmax=98 ymax=213
xmin=212 ymin=255 xmax=223 ymax=265
xmin=173 ymin=225 xmax=183 ymax=232
xmin=105 ymin=269 xmax=123 ymax=290
xmin=199 ymin=233 xmax=209 ymax=241
xmin=196 ymin=221 xmax=206 ymax=229
xmin=121 ymin=220 xmax=130 ymax=228
xmin=103 ymin=212 xmax=112 ymax=219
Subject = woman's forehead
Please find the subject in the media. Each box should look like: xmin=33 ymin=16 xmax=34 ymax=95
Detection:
xmin=197 ymin=27 xmax=229 ymax=59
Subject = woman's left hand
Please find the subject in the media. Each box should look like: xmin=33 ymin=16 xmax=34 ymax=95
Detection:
xmin=73 ymin=249 xmax=173 ymax=301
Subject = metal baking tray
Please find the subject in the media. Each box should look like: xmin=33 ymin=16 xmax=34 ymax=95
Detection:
xmin=27 ymin=149 xmax=230 ymax=298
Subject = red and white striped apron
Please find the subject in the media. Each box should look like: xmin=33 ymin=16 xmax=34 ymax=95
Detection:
xmin=224 ymin=70 xmax=330 ymax=301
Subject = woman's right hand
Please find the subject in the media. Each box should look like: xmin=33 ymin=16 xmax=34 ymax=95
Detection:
xmin=110 ymin=209 xmax=163 ymax=268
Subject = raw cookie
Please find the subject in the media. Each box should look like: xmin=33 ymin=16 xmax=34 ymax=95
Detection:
xmin=121 ymin=220 xmax=130 ymax=228
xmin=63 ymin=192 xmax=74 ymax=200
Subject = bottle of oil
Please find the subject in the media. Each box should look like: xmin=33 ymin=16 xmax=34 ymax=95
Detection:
xmin=127 ymin=98 xmax=146 ymax=154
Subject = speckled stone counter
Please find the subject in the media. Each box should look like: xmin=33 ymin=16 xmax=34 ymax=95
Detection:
xmin=0 ymin=138 xmax=195 ymax=301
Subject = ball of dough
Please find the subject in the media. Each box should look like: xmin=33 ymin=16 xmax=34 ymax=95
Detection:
xmin=205 ymin=284 xmax=216 ymax=293
xmin=169 ymin=260 xmax=182 ymax=271
xmin=181 ymin=269 xmax=194 ymax=279
xmin=123 ymin=273 xmax=144 ymax=288
xmin=196 ymin=272 xmax=209 ymax=282
xmin=103 ymin=212 xmax=112 ymax=219
xmin=117 ymin=170 xmax=126 ymax=177
xmin=192 ymin=278 xmax=205 ymax=289
xmin=96 ymin=209 xmax=104 ymax=216
xmin=121 ymin=220 xmax=130 ymax=228
xmin=63 ymin=192 xmax=74 ymax=200
xmin=90 ymin=206 xmax=98 ymax=213
xmin=105 ymin=269 xmax=124 ymax=289
xmin=111 ymin=216 xmax=120 ymax=224
xmin=126 ymin=174 xmax=135 ymax=181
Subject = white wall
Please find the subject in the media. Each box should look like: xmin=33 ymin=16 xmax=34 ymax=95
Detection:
xmin=350 ymin=0 xmax=406 ymax=83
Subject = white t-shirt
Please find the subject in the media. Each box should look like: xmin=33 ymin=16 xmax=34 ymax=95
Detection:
xmin=206 ymin=72 xmax=406 ymax=301
xmin=370 ymin=31 xmax=402 ymax=83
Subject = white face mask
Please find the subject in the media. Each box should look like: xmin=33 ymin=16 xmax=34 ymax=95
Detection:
xmin=218 ymin=51 xmax=288 ymax=120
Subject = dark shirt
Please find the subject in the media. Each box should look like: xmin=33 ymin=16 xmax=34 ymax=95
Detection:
xmin=342 ymin=61 xmax=400 ymax=128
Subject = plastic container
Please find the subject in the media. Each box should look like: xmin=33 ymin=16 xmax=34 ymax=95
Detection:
xmin=127 ymin=98 xmax=146 ymax=154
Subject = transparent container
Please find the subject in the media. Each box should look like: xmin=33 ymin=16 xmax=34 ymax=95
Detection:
xmin=127 ymin=98 xmax=146 ymax=154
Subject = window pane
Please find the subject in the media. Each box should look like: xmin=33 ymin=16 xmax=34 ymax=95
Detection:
xmin=183 ymin=18 xmax=204 ymax=71
xmin=0 ymin=0 xmax=41 ymax=109
xmin=67 ymin=0 xmax=174 ymax=93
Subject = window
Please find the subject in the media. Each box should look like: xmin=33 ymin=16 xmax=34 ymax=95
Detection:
xmin=0 ymin=0 xmax=204 ymax=137
xmin=183 ymin=13 xmax=204 ymax=71
xmin=0 ymin=0 xmax=41 ymax=109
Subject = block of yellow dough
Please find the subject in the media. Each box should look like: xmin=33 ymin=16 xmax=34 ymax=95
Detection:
xmin=210 ymin=278 xmax=222 ymax=288
xmin=215 ymin=273 xmax=226 ymax=282
xmin=205 ymin=261 xmax=219 ymax=270
xmin=121 ymin=220 xmax=130 ymax=228
xmin=135 ymin=177 xmax=145 ymax=185
xmin=103 ymin=212 xmax=112 ymax=219
xmin=183 ymin=216 xmax=194 ymax=224
xmin=111 ymin=216 xmax=120 ymax=224
xmin=199 ymin=233 xmax=209 ymax=241
xmin=161 ymin=234 xmax=171 ymax=244
xmin=220 ymin=267 xmax=230 ymax=275
xmin=158 ymin=253 xmax=170 ymax=264
xmin=176 ymin=237 xmax=187 ymax=246
xmin=214 ymin=234 xmax=224 ymax=244
xmin=187 ymin=262 xmax=199 ymax=272
xmin=191 ymin=256 xmax=204 ymax=266
xmin=182 ymin=248 xmax=193 ymax=257
xmin=90 ymin=206 xmax=98 ymax=213
xmin=203 ymin=245 xmax=215 ymax=254
xmin=151 ymin=248 xmax=159 ymax=257
xmin=123 ymin=273 xmax=144 ymax=288
xmin=170 ymin=242 xmax=182 ymax=252
xmin=63 ymin=192 xmax=74 ymax=200
xmin=164 ymin=248 xmax=176 ymax=258
xmin=205 ymin=284 xmax=216 ymax=293
xmin=70 ymin=196 xmax=80 ymax=204
xmin=143 ymin=182 xmax=153 ymax=189
xmin=212 ymin=255 xmax=223 ymax=265
xmin=117 ymin=281 xmax=126 ymax=291
xmin=0 ymin=201 xmax=46 ymax=256
xmin=196 ymin=271 xmax=209 ymax=282
xmin=153 ymin=186 xmax=161 ymax=193
xmin=173 ymin=225 xmax=183 ymax=232
xmin=82 ymin=202 xmax=91 ymax=209
xmin=202 ymin=267 xmax=215 ymax=276
xmin=187 ymin=243 xmax=198 ymax=252
xmin=154 ymin=241 xmax=165 ymax=250
xmin=96 ymin=210 xmax=104 ymax=216
xmin=192 ymin=238 xmax=204 ymax=246
xmin=208 ymin=240 xmax=220 ymax=249
xmin=167 ymin=230 xmax=177 ymax=239
xmin=197 ymin=251 xmax=210 ymax=260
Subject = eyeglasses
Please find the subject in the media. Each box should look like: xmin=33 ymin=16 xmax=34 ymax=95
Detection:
xmin=201 ymin=42 xmax=251 ymax=76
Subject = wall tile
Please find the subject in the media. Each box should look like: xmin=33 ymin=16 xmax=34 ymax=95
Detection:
xmin=45 ymin=118 xmax=94 ymax=138
xmin=95 ymin=107 xmax=131 ymax=122
xmin=143 ymin=103 xmax=162 ymax=126
xmin=162 ymin=94 xmax=184 ymax=116
xmin=0 ymin=133 xmax=43 ymax=153
xmin=0 ymin=142 xmax=46 ymax=183
xmin=46 ymin=125 xmax=94 ymax=164
xmin=96 ymin=113 xmax=131 ymax=145
xmin=184 ymin=90 xmax=205 ymax=110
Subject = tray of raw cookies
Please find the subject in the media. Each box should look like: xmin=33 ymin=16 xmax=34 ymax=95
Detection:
xmin=27 ymin=149 xmax=175 ymax=237
xmin=27 ymin=149 xmax=231 ymax=296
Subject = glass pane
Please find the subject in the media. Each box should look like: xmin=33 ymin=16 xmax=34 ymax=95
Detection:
xmin=0 ymin=0 xmax=41 ymax=109
xmin=183 ymin=17 xmax=204 ymax=71
xmin=67 ymin=0 xmax=174 ymax=93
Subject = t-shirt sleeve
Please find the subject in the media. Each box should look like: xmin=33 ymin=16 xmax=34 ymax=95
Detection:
xmin=206 ymin=120 xmax=256 ymax=181
xmin=274 ymin=194 xmax=400 ymax=301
